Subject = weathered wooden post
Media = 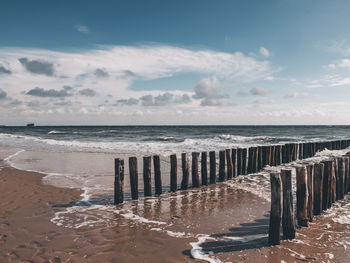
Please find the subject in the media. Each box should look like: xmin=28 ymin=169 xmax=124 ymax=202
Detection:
xmin=247 ymin=147 xmax=253 ymax=174
xmin=322 ymin=160 xmax=332 ymax=210
xmin=242 ymin=148 xmax=247 ymax=175
xmin=293 ymin=143 xmax=298 ymax=161
xmin=338 ymin=157 xmax=345 ymax=200
xmin=331 ymin=160 xmax=336 ymax=204
xmin=201 ymin=152 xmax=208 ymax=185
xmin=345 ymin=156 xmax=350 ymax=194
xmin=268 ymin=172 xmax=282 ymax=245
xmin=219 ymin=150 xmax=226 ymax=181
xmin=143 ymin=156 xmax=152 ymax=197
xmin=226 ymin=149 xmax=233 ymax=179
xmin=275 ymin=145 xmax=282 ymax=166
xmin=129 ymin=157 xmax=139 ymax=200
xmin=252 ymin=147 xmax=258 ymax=172
xmin=232 ymin=148 xmax=237 ymax=177
xmin=237 ymin=148 xmax=242 ymax=175
xmin=281 ymin=169 xmax=296 ymax=240
xmin=114 ymin=158 xmax=124 ymax=204
xmin=153 ymin=155 xmax=162 ymax=195
xmin=192 ymin=152 xmax=200 ymax=187
xmin=257 ymin=146 xmax=263 ymax=170
xmin=296 ymin=166 xmax=308 ymax=227
xmin=266 ymin=145 xmax=272 ymax=166
xmin=270 ymin=146 xmax=275 ymax=166
xmin=282 ymin=144 xmax=287 ymax=163
xmin=209 ymin=151 xmax=216 ymax=184
xmin=313 ymin=162 xmax=324 ymax=215
xmin=170 ymin=154 xmax=177 ymax=192
xmin=285 ymin=144 xmax=291 ymax=163
xmin=262 ymin=146 xmax=268 ymax=167
xmin=306 ymin=164 xmax=314 ymax=222
xmin=302 ymin=143 xmax=308 ymax=159
xmin=181 ymin=153 xmax=189 ymax=190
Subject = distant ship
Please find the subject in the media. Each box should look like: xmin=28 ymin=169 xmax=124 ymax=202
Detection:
xmin=26 ymin=123 xmax=35 ymax=127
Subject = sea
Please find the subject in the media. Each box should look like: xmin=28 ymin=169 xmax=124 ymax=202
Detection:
xmin=1 ymin=125 xmax=350 ymax=262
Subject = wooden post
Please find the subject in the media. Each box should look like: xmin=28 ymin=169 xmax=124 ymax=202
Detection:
xmin=209 ymin=151 xmax=216 ymax=184
xmin=281 ymin=169 xmax=296 ymax=240
xmin=237 ymin=148 xmax=242 ymax=175
xmin=268 ymin=172 xmax=282 ymax=245
xmin=232 ymin=148 xmax=237 ymax=177
xmin=313 ymin=163 xmax=324 ymax=215
xmin=275 ymin=145 xmax=281 ymax=166
xmin=331 ymin=160 xmax=336 ymax=204
xmin=201 ymin=152 xmax=208 ymax=185
xmin=153 ymin=155 xmax=162 ymax=195
xmin=298 ymin=143 xmax=303 ymax=160
xmin=114 ymin=158 xmax=124 ymax=204
xmin=302 ymin=143 xmax=307 ymax=159
xmin=252 ymin=147 xmax=258 ymax=172
xmin=338 ymin=158 xmax=345 ymax=200
xmin=299 ymin=143 xmax=304 ymax=159
xmin=247 ymin=147 xmax=253 ymax=174
xmin=322 ymin=160 xmax=332 ymax=210
xmin=266 ymin=145 xmax=272 ymax=166
xmin=293 ymin=144 xmax=298 ymax=161
xmin=306 ymin=164 xmax=314 ymax=222
xmin=262 ymin=146 xmax=268 ymax=167
xmin=344 ymin=155 xmax=349 ymax=195
xmin=219 ymin=150 xmax=226 ymax=181
xmin=226 ymin=149 xmax=233 ymax=179
xmin=192 ymin=152 xmax=200 ymax=187
xmin=181 ymin=153 xmax=189 ymax=190
xmin=143 ymin=156 xmax=152 ymax=197
xmin=282 ymin=144 xmax=287 ymax=163
xmin=242 ymin=148 xmax=247 ymax=174
xmin=170 ymin=154 xmax=177 ymax=192
xmin=285 ymin=144 xmax=290 ymax=163
xmin=129 ymin=157 xmax=138 ymax=200
xmin=270 ymin=146 xmax=275 ymax=166
xmin=257 ymin=146 xmax=263 ymax=170
xmin=296 ymin=166 xmax=308 ymax=227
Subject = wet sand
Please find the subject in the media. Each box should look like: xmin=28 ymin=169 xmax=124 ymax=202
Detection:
xmin=2 ymin=156 xmax=350 ymax=263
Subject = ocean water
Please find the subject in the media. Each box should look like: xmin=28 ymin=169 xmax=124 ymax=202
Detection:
xmin=1 ymin=125 xmax=350 ymax=201
xmin=2 ymin=125 xmax=350 ymax=262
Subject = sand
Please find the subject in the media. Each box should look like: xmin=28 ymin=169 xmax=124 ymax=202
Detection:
xmin=2 ymin=155 xmax=350 ymax=263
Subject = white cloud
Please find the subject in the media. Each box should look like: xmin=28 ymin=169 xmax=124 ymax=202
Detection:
xmin=75 ymin=24 xmax=89 ymax=33
xmin=284 ymin=92 xmax=316 ymax=99
xmin=0 ymin=44 xmax=277 ymax=124
xmin=338 ymin=59 xmax=350 ymax=68
xmin=259 ymin=47 xmax=270 ymax=58
xmin=193 ymin=76 xmax=228 ymax=106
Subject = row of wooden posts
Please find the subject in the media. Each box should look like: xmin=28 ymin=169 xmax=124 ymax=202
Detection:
xmin=268 ymin=152 xmax=350 ymax=245
xmin=114 ymin=139 xmax=350 ymax=204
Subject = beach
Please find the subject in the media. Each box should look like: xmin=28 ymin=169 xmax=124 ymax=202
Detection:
xmin=2 ymin=126 xmax=350 ymax=262
xmin=2 ymin=154 xmax=350 ymax=263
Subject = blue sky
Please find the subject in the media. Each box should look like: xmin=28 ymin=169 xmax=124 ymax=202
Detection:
xmin=1 ymin=0 xmax=350 ymax=125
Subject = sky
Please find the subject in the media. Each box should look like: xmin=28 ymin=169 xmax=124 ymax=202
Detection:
xmin=1 ymin=0 xmax=350 ymax=125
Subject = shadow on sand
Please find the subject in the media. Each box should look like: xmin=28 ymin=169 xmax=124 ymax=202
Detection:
xmin=184 ymin=215 xmax=270 ymax=258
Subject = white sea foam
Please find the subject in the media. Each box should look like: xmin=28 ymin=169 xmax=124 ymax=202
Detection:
xmin=190 ymin=235 xmax=223 ymax=263
xmin=48 ymin=130 xmax=66 ymax=135
xmin=121 ymin=212 xmax=167 ymax=225
xmin=4 ymin=149 xmax=25 ymax=163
